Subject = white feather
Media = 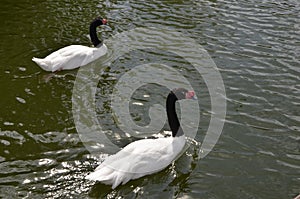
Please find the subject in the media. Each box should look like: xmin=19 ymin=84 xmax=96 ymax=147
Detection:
xmin=86 ymin=135 xmax=186 ymax=189
xmin=32 ymin=44 xmax=107 ymax=72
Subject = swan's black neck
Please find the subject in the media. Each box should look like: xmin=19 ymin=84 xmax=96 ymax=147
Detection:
xmin=166 ymin=92 xmax=183 ymax=137
xmin=89 ymin=19 xmax=103 ymax=47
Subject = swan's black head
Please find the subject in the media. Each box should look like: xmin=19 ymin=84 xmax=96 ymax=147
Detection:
xmin=91 ymin=17 xmax=107 ymax=27
xmin=170 ymin=88 xmax=196 ymax=101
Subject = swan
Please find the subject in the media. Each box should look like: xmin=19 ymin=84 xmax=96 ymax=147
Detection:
xmin=32 ymin=17 xmax=107 ymax=72
xmin=85 ymin=88 xmax=196 ymax=189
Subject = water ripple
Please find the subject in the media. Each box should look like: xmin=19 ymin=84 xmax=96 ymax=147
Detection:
xmin=0 ymin=0 xmax=299 ymax=198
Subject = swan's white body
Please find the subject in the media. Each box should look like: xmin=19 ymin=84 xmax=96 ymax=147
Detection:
xmin=32 ymin=44 xmax=107 ymax=72
xmin=86 ymin=135 xmax=186 ymax=189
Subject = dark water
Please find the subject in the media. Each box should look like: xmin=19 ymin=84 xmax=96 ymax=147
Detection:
xmin=0 ymin=0 xmax=299 ymax=198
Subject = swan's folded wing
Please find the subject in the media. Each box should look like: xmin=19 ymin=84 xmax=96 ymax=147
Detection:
xmin=86 ymin=136 xmax=186 ymax=188
xmin=47 ymin=45 xmax=93 ymax=71
xmin=95 ymin=137 xmax=185 ymax=176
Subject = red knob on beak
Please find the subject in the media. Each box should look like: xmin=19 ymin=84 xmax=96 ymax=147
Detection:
xmin=102 ymin=19 xmax=107 ymax=25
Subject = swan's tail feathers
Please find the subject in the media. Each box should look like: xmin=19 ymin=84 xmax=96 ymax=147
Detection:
xmin=32 ymin=57 xmax=53 ymax=72
xmin=85 ymin=167 xmax=125 ymax=189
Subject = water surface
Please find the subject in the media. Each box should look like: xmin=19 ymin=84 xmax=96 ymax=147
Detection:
xmin=0 ymin=0 xmax=299 ymax=198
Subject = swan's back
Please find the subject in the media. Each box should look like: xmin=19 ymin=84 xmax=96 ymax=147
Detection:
xmin=86 ymin=136 xmax=185 ymax=189
xmin=32 ymin=44 xmax=107 ymax=72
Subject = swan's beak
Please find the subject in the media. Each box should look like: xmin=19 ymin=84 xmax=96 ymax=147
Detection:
xmin=102 ymin=19 xmax=108 ymax=25
xmin=186 ymin=91 xmax=197 ymax=100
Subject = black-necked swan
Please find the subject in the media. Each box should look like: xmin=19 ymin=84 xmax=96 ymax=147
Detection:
xmin=86 ymin=88 xmax=196 ymax=189
xmin=32 ymin=17 xmax=107 ymax=72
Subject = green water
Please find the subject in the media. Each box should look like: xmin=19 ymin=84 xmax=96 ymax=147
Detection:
xmin=0 ymin=0 xmax=299 ymax=198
